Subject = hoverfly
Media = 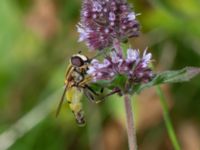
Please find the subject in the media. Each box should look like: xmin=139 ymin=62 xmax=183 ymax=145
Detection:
xmin=56 ymin=53 xmax=101 ymax=125
xmin=56 ymin=53 xmax=121 ymax=126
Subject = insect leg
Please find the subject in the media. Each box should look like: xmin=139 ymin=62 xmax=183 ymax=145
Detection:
xmin=102 ymin=88 xmax=121 ymax=99
xmin=83 ymin=85 xmax=121 ymax=103
xmin=83 ymin=85 xmax=98 ymax=103
xmin=78 ymin=76 xmax=92 ymax=86
xmin=65 ymin=64 xmax=73 ymax=79
xmin=93 ymin=88 xmax=121 ymax=103
xmin=83 ymin=90 xmax=95 ymax=102
xmin=84 ymin=84 xmax=99 ymax=95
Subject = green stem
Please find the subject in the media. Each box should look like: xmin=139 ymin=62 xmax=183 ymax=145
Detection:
xmin=124 ymin=94 xmax=137 ymax=150
xmin=156 ymin=86 xmax=181 ymax=150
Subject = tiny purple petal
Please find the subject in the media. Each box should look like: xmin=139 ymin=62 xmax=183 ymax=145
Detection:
xmin=91 ymin=59 xmax=100 ymax=67
xmin=127 ymin=48 xmax=140 ymax=63
xmin=87 ymin=66 xmax=96 ymax=74
xmin=109 ymin=12 xmax=116 ymax=21
xmin=77 ymin=25 xmax=87 ymax=42
xmin=127 ymin=12 xmax=136 ymax=21
xmin=111 ymin=51 xmax=122 ymax=63
xmin=142 ymin=49 xmax=152 ymax=63
xmin=93 ymin=1 xmax=102 ymax=12
xmin=98 ymin=59 xmax=111 ymax=68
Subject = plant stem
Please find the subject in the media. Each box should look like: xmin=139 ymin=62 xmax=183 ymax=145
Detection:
xmin=114 ymin=38 xmax=137 ymax=149
xmin=124 ymin=94 xmax=137 ymax=150
xmin=156 ymin=86 xmax=181 ymax=150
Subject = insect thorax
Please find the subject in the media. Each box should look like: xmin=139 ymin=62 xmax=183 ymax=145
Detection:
xmin=71 ymin=71 xmax=84 ymax=84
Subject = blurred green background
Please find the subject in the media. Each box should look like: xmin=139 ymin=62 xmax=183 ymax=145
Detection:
xmin=0 ymin=0 xmax=200 ymax=150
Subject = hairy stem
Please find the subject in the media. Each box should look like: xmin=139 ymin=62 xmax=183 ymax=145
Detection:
xmin=124 ymin=94 xmax=137 ymax=150
xmin=156 ymin=86 xmax=181 ymax=150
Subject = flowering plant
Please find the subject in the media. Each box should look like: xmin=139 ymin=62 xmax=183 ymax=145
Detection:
xmin=74 ymin=0 xmax=200 ymax=149
xmin=77 ymin=0 xmax=139 ymax=50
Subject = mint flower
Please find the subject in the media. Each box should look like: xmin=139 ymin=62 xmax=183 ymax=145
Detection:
xmin=74 ymin=0 xmax=200 ymax=149
xmin=77 ymin=0 xmax=140 ymax=50
xmin=87 ymin=48 xmax=154 ymax=83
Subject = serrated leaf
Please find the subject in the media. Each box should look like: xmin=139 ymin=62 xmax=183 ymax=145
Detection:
xmin=135 ymin=67 xmax=200 ymax=93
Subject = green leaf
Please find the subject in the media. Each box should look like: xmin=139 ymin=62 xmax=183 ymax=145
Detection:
xmin=92 ymin=74 xmax=128 ymax=90
xmin=136 ymin=67 xmax=200 ymax=93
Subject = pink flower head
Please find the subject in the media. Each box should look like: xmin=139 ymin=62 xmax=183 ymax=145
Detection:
xmin=78 ymin=0 xmax=140 ymax=50
xmin=87 ymin=48 xmax=154 ymax=83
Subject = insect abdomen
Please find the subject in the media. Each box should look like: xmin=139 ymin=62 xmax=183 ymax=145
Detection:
xmin=66 ymin=87 xmax=85 ymax=126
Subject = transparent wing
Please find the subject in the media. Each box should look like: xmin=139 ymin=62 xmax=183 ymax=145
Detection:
xmin=56 ymin=84 xmax=68 ymax=117
xmin=56 ymin=64 xmax=73 ymax=117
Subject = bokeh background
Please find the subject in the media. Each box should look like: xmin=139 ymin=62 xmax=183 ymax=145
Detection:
xmin=0 ymin=0 xmax=200 ymax=150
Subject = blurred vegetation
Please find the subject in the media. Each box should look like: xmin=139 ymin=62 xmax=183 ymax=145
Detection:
xmin=0 ymin=0 xmax=199 ymax=150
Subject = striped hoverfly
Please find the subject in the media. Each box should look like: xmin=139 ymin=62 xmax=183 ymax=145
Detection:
xmin=56 ymin=53 xmax=102 ymax=125
xmin=56 ymin=53 xmax=120 ymax=126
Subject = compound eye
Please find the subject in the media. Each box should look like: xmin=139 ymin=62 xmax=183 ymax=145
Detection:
xmin=71 ymin=56 xmax=84 ymax=67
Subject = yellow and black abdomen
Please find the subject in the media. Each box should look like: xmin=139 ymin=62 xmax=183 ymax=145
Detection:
xmin=66 ymin=87 xmax=85 ymax=126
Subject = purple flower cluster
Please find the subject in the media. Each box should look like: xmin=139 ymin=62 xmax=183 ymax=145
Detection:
xmin=87 ymin=49 xmax=154 ymax=83
xmin=77 ymin=0 xmax=140 ymax=50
